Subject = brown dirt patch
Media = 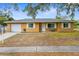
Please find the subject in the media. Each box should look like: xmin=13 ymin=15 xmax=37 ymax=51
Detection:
xmin=0 ymin=52 xmax=79 ymax=56
xmin=0 ymin=32 xmax=79 ymax=46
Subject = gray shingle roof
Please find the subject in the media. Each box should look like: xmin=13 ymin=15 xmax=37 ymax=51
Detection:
xmin=5 ymin=19 xmax=74 ymax=23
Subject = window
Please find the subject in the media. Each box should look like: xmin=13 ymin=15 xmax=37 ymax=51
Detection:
xmin=28 ymin=23 xmax=34 ymax=29
xmin=63 ymin=22 xmax=69 ymax=28
xmin=48 ymin=23 xmax=55 ymax=28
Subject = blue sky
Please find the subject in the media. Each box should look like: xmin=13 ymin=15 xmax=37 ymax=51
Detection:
xmin=0 ymin=3 xmax=79 ymax=20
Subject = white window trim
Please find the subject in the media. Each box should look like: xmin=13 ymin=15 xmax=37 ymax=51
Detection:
xmin=62 ymin=22 xmax=71 ymax=29
xmin=27 ymin=23 xmax=35 ymax=29
xmin=54 ymin=23 xmax=56 ymax=28
xmin=46 ymin=23 xmax=48 ymax=28
xmin=68 ymin=23 xmax=71 ymax=28
xmin=46 ymin=23 xmax=56 ymax=28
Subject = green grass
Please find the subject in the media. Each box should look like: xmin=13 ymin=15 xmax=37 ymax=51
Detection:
xmin=64 ymin=41 xmax=79 ymax=46
xmin=48 ymin=32 xmax=79 ymax=38
xmin=47 ymin=32 xmax=79 ymax=45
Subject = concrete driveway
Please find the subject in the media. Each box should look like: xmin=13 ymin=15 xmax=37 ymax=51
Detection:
xmin=0 ymin=32 xmax=18 ymax=41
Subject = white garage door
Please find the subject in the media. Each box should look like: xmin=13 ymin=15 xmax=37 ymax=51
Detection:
xmin=11 ymin=24 xmax=21 ymax=32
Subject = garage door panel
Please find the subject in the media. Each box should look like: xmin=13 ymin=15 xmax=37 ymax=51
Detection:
xmin=11 ymin=24 xmax=21 ymax=32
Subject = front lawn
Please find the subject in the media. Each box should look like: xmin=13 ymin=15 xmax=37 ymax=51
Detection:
xmin=48 ymin=32 xmax=79 ymax=38
xmin=0 ymin=32 xmax=79 ymax=46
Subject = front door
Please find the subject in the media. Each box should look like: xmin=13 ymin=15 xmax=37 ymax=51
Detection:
xmin=41 ymin=24 xmax=46 ymax=32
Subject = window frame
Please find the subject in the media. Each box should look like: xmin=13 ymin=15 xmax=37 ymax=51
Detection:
xmin=47 ymin=23 xmax=56 ymax=29
xmin=27 ymin=23 xmax=35 ymax=29
xmin=62 ymin=22 xmax=71 ymax=29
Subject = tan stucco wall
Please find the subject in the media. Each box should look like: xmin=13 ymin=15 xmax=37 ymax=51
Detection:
xmin=26 ymin=23 xmax=39 ymax=32
xmin=56 ymin=22 xmax=62 ymax=32
xmin=6 ymin=23 xmax=40 ymax=32
xmin=56 ymin=22 xmax=74 ymax=32
xmin=46 ymin=22 xmax=74 ymax=32
xmin=6 ymin=24 xmax=11 ymax=32
xmin=6 ymin=22 xmax=74 ymax=32
xmin=21 ymin=23 xmax=27 ymax=32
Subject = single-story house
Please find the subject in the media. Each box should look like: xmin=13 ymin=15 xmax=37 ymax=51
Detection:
xmin=5 ymin=19 xmax=74 ymax=32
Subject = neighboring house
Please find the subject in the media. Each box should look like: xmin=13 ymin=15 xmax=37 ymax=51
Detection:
xmin=5 ymin=19 xmax=74 ymax=32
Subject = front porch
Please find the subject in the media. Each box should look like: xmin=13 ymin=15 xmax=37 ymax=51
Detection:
xmin=38 ymin=22 xmax=73 ymax=32
xmin=39 ymin=23 xmax=57 ymax=32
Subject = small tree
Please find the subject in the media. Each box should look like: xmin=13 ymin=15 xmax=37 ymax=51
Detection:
xmin=0 ymin=9 xmax=14 ymax=32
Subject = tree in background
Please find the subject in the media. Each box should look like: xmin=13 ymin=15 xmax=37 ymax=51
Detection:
xmin=0 ymin=9 xmax=14 ymax=26
xmin=0 ymin=9 xmax=14 ymax=32
xmin=58 ymin=3 xmax=79 ymax=20
xmin=21 ymin=3 xmax=79 ymax=20
xmin=23 ymin=3 xmax=51 ymax=19
xmin=2 ymin=3 xmax=79 ymax=20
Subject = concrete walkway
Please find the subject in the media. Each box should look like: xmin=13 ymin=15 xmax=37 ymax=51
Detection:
xmin=0 ymin=32 xmax=18 ymax=41
xmin=0 ymin=46 xmax=79 ymax=52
